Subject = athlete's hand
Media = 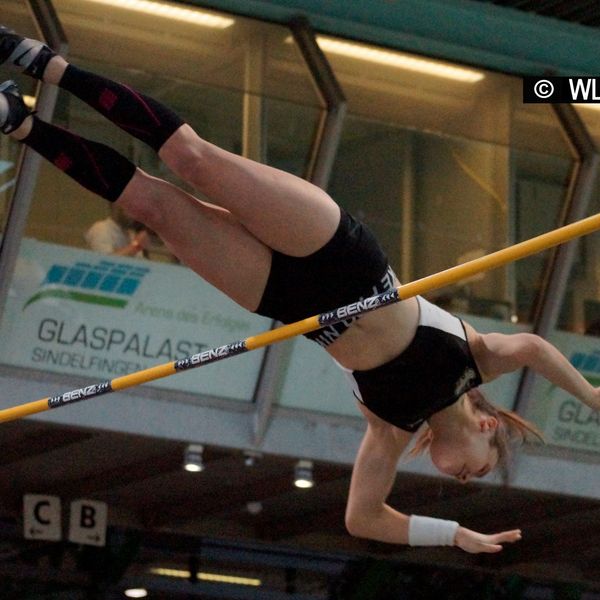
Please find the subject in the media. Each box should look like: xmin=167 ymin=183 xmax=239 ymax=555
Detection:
xmin=454 ymin=526 xmax=521 ymax=553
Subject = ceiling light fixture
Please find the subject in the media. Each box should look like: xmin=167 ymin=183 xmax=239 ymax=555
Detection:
xmin=124 ymin=589 xmax=148 ymax=599
xmin=246 ymin=501 xmax=263 ymax=515
xmin=286 ymin=34 xmax=484 ymax=82
xmin=294 ymin=459 xmax=314 ymax=489
xmin=243 ymin=450 xmax=262 ymax=467
xmin=183 ymin=444 xmax=204 ymax=473
xmin=575 ymin=103 xmax=600 ymax=112
xmin=83 ymin=0 xmax=235 ymax=29
xmin=150 ymin=567 xmax=261 ymax=586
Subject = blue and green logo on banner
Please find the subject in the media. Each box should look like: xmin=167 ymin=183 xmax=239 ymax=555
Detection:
xmin=24 ymin=260 xmax=150 ymax=310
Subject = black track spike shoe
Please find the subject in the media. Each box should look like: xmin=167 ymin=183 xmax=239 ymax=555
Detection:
xmin=0 ymin=80 xmax=32 ymax=134
xmin=0 ymin=26 xmax=56 ymax=79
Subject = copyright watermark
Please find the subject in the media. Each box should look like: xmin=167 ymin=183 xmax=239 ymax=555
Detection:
xmin=533 ymin=79 xmax=554 ymax=99
xmin=524 ymin=76 xmax=600 ymax=103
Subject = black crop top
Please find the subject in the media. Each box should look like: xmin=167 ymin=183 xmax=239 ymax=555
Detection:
xmin=336 ymin=296 xmax=483 ymax=432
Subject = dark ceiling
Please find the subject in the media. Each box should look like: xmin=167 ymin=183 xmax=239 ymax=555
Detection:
xmin=472 ymin=0 xmax=600 ymax=28
xmin=2 ymin=420 xmax=600 ymax=599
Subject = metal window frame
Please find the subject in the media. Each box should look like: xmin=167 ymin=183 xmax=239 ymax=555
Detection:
xmin=0 ymin=0 xmax=67 ymax=322
xmin=10 ymin=3 xmax=590 ymax=451
xmin=0 ymin=4 xmax=348 ymax=443
xmin=252 ymin=16 xmax=346 ymax=446
xmin=514 ymin=102 xmax=599 ymax=415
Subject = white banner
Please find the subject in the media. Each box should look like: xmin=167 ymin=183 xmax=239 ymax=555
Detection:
xmin=0 ymin=239 xmax=271 ymax=401
xmin=527 ymin=329 xmax=600 ymax=454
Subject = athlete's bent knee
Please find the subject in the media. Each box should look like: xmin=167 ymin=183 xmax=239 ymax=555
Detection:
xmin=116 ymin=169 xmax=165 ymax=230
xmin=160 ymin=125 xmax=207 ymax=187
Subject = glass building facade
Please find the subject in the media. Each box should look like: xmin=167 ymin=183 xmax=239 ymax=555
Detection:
xmin=2 ymin=0 xmax=599 ymax=455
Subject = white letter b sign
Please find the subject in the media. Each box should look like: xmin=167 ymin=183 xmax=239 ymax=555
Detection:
xmin=68 ymin=499 xmax=107 ymax=547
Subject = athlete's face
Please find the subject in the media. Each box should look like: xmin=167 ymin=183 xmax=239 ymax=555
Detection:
xmin=429 ymin=414 xmax=499 ymax=484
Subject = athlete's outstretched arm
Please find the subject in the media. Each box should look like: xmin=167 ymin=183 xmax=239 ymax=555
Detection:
xmin=345 ymin=420 xmax=412 ymax=543
xmin=345 ymin=410 xmax=521 ymax=553
xmin=473 ymin=332 xmax=600 ymax=411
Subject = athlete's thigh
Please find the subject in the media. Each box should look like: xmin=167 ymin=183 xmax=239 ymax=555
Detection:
xmin=159 ymin=125 xmax=341 ymax=257
xmin=117 ymin=170 xmax=271 ymax=312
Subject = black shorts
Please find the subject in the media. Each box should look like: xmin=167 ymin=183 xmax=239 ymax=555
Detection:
xmin=255 ymin=208 xmax=394 ymax=346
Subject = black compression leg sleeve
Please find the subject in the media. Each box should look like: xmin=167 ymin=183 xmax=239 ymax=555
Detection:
xmin=23 ymin=117 xmax=137 ymax=202
xmin=59 ymin=65 xmax=185 ymax=152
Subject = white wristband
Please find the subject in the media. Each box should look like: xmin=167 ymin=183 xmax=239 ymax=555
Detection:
xmin=408 ymin=515 xmax=459 ymax=546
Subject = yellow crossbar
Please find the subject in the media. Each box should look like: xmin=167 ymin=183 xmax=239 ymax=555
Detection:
xmin=1 ymin=211 xmax=599 ymax=424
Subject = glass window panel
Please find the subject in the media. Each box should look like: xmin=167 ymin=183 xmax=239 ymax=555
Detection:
xmin=19 ymin=0 xmax=324 ymax=250
xmin=264 ymin=96 xmax=319 ymax=177
xmin=1 ymin=0 xmax=40 ymax=235
xmin=319 ymin=37 xmax=569 ymax=155
xmin=54 ymin=0 xmax=319 ymax=108
xmin=512 ymin=150 xmax=572 ymax=324
xmin=516 ymin=105 xmax=600 ymax=454
xmin=511 ymin=94 xmax=570 ymax=156
xmin=551 ymin=109 xmax=600 ymax=337
xmin=0 ymin=114 xmax=22 ymax=235
xmin=0 ymin=2 xmax=323 ymax=401
xmin=321 ymin=36 xmax=572 ymax=325
xmin=557 ymin=106 xmax=600 ymax=338
xmin=328 ymin=119 xmax=518 ymax=320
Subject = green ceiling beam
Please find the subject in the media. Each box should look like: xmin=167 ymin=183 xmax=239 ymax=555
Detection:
xmin=189 ymin=0 xmax=600 ymax=75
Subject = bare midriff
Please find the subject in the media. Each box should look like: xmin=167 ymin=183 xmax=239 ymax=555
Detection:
xmin=326 ymin=295 xmax=420 ymax=371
